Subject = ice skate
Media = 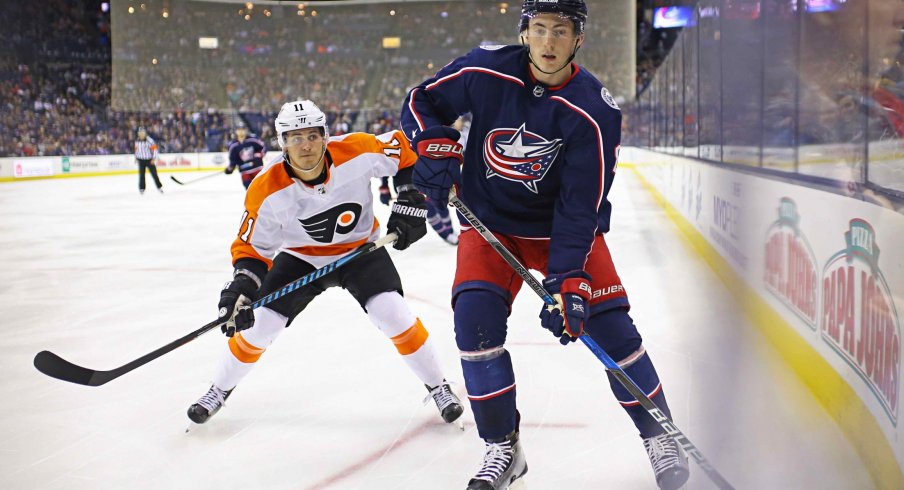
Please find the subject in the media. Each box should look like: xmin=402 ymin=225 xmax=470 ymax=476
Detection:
xmin=644 ymin=433 xmax=690 ymax=490
xmin=466 ymin=430 xmax=527 ymax=489
xmin=425 ymin=380 xmax=464 ymax=428
xmin=186 ymin=385 xmax=233 ymax=425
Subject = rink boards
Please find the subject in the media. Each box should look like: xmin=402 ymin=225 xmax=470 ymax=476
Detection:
xmin=624 ymin=146 xmax=904 ymax=489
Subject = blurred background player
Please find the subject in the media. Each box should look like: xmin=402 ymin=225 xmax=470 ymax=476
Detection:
xmin=134 ymin=126 xmax=162 ymax=194
xmin=224 ymin=124 xmax=267 ymax=189
xmin=188 ymin=99 xmax=463 ymax=427
xmin=401 ymin=1 xmax=688 ymax=488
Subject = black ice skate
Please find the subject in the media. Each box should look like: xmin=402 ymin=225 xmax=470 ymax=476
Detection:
xmin=644 ymin=433 xmax=690 ymax=490
xmin=466 ymin=430 xmax=528 ymax=490
xmin=187 ymin=385 xmax=233 ymax=424
xmin=425 ymin=380 xmax=464 ymax=424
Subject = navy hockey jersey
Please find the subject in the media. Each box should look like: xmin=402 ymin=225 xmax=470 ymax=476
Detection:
xmin=228 ymin=136 xmax=267 ymax=176
xmin=401 ymin=45 xmax=621 ymax=276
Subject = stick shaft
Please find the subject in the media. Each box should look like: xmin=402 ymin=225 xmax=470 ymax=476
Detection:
xmin=449 ymin=191 xmax=734 ymax=489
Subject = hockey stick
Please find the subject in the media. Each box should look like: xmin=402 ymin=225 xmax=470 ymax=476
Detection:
xmin=33 ymin=232 xmax=399 ymax=387
xmin=448 ymin=191 xmax=735 ymax=490
xmin=170 ymin=171 xmax=222 ymax=185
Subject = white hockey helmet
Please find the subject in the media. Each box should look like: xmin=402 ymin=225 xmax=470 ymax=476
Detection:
xmin=275 ymin=99 xmax=329 ymax=149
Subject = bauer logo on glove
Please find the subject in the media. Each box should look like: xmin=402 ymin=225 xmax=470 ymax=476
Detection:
xmin=421 ymin=142 xmax=464 ymax=159
xmin=539 ymin=271 xmax=592 ymax=345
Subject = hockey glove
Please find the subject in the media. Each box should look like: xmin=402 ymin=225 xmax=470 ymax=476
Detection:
xmin=386 ymin=189 xmax=428 ymax=250
xmin=218 ymin=272 xmax=260 ymax=337
xmin=379 ymin=184 xmax=392 ymax=206
xmin=411 ymin=126 xmax=463 ymax=208
xmin=224 ymin=166 xmax=235 ymax=175
xmin=539 ymin=271 xmax=592 ymax=345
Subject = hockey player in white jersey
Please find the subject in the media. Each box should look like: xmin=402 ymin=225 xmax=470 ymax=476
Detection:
xmin=187 ymin=99 xmax=463 ymax=426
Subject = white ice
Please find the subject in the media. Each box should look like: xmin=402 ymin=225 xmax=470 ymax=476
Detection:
xmin=1 ymin=169 xmax=873 ymax=489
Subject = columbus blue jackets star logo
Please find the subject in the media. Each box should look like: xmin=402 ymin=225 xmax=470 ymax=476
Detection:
xmin=483 ymin=124 xmax=562 ymax=193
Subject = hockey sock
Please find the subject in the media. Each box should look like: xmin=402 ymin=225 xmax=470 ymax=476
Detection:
xmin=427 ymin=213 xmax=449 ymax=237
xmin=607 ymin=350 xmax=673 ymax=438
xmin=461 ymin=348 xmax=517 ymax=440
xmin=366 ymin=292 xmax=444 ymax=387
xmin=585 ymin=308 xmax=672 ymax=438
xmin=454 ymin=290 xmax=514 ymax=439
xmin=392 ymin=320 xmax=444 ymax=387
xmin=212 ymin=307 xmax=287 ymax=390
xmin=427 ymin=199 xmax=454 ymax=238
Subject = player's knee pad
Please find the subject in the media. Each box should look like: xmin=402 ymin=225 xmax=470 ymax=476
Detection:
xmin=229 ymin=307 xmax=287 ymax=363
xmin=584 ymin=307 xmax=643 ymax=362
xmin=365 ymin=291 xmax=417 ymax=338
xmin=460 ymin=347 xmax=517 ymax=440
xmin=454 ymin=289 xmax=509 ymax=352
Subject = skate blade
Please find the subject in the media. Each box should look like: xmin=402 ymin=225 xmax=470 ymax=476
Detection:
xmin=185 ymin=422 xmax=203 ymax=433
xmin=456 ymin=419 xmax=465 ymax=431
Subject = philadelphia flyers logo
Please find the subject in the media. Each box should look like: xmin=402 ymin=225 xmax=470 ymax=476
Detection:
xmin=298 ymin=203 xmax=362 ymax=243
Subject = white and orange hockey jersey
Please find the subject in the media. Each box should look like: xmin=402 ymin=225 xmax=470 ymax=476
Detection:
xmin=231 ymin=130 xmax=416 ymax=269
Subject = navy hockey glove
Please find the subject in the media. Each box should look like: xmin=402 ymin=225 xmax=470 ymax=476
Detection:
xmin=379 ymin=184 xmax=392 ymax=206
xmin=218 ymin=272 xmax=260 ymax=337
xmin=411 ymin=126 xmax=463 ymax=208
xmin=539 ymin=271 xmax=592 ymax=345
xmin=224 ymin=166 xmax=235 ymax=175
xmin=386 ymin=189 xmax=428 ymax=250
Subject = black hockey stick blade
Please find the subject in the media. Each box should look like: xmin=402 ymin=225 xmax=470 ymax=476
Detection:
xmin=34 ymin=350 xmax=106 ymax=386
xmin=169 ymin=175 xmax=187 ymax=185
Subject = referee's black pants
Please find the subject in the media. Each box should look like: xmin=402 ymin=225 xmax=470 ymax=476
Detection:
xmin=137 ymin=159 xmax=162 ymax=191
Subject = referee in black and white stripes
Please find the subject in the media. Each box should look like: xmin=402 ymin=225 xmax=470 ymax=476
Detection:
xmin=135 ymin=126 xmax=163 ymax=194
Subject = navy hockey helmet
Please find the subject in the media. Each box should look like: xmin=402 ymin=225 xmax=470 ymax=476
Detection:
xmin=519 ymin=0 xmax=588 ymax=34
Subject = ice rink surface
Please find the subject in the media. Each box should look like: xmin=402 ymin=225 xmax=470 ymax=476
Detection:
xmin=1 ymin=169 xmax=874 ymax=489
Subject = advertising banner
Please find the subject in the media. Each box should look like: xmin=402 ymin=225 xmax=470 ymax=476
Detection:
xmin=626 ymin=147 xmax=904 ymax=470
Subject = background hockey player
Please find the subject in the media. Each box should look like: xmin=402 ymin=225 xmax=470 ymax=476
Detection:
xmin=400 ymin=1 xmax=689 ymax=488
xmin=224 ymin=125 xmax=267 ymax=189
xmin=188 ymin=99 xmax=463 ymax=428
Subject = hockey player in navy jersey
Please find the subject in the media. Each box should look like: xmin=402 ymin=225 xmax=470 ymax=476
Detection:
xmin=225 ymin=125 xmax=267 ymax=189
xmin=401 ymin=1 xmax=689 ymax=489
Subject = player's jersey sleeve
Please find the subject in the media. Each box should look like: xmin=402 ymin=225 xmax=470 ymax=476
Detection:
xmin=548 ymin=99 xmax=622 ymax=275
xmin=327 ymin=130 xmax=415 ymax=178
xmin=400 ymin=48 xmax=490 ymax=138
xmin=227 ymin=142 xmax=241 ymax=168
xmin=253 ymin=139 xmax=266 ymax=160
xmin=230 ymin=169 xmax=294 ymax=269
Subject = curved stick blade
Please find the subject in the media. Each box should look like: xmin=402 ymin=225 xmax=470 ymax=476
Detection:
xmin=34 ymin=351 xmax=104 ymax=386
